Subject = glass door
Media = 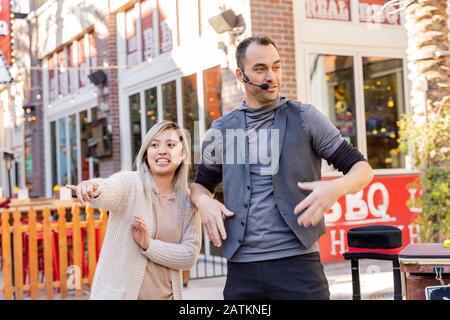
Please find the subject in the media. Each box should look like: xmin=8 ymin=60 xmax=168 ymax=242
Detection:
xmin=306 ymin=49 xmax=407 ymax=172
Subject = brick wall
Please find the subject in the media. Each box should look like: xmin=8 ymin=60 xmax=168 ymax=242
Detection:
xmin=97 ymin=12 xmax=121 ymax=178
xmin=221 ymin=68 xmax=245 ymax=115
xmin=249 ymin=0 xmax=297 ymax=100
xmin=29 ymin=14 xmax=45 ymax=196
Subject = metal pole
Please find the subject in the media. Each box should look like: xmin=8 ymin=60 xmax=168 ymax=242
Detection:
xmin=351 ymin=259 xmax=361 ymax=300
xmin=393 ymin=258 xmax=403 ymax=300
xmin=7 ymin=168 xmax=12 ymax=198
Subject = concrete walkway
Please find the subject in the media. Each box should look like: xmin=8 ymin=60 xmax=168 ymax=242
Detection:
xmin=1 ymin=260 xmax=399 ymax=300
xmin=184 ymin=260 xmax=398 ymax=300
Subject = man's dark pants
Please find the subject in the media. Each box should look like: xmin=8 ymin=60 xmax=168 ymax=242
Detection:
xmin=223 ymin=252 xmax=330 ymax=300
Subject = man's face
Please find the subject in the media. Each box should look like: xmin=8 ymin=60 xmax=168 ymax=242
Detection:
xmin=237 ymin=42 xmax=282 ymax=107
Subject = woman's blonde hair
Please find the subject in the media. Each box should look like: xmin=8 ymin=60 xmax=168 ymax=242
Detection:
xmin=135 ymin=121 xmax=192 ymax=215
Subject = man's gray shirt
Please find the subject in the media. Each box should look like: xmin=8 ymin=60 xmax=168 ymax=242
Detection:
xmin=232 ymin=97 xmax=319 ymax=262
xmin=196 ymin=98 xmax=363 ymax=260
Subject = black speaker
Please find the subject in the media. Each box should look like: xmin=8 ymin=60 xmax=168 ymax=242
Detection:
xmin=88 ymin=70 xmax=107 ymax=85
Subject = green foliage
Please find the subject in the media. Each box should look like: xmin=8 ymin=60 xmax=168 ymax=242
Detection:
xmin=398 ymin=107 xmax=450 ymax=242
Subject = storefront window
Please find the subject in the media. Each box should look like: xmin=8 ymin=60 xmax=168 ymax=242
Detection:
xmin=129 ymin=93 xmax=142 ymax=161
xmin=25 ymin=130 xmax=32 ymax=188
xmin=126 ymin=7 xmax=138 ymax=66
xmin=50 ymin=121 xmax=58 ymax=187
xmin=203 ymin=66 xmax=222 ymax=129
xmin=363 ymin=57 xmax=405 ymax=169
xmin=157 ymin=0 xmax=175 ymax=53
xmin=49 ymin=54 xmax=57 ymax=101
xmin=78 ymin=36 xmax=89 ymax=87
xmin=68 ymin=43 xmax=78 ymax=93
xmin=182 ymin=74 xmax=199 ymax=180
xmin=309 ymin=54 xmax=357 ymax=147
xmin=141 ymin=0 xmax=156 ymax=60
xmin=145 ymin=87 xmax=158 ymax=132
xmin=91 ymin=106 xmax=100 ymax=122
xmin=58 ymin=118 xmax=68 ymax=185
xmin=89 ymin=107 xmax=101 ymax=178
xmin=89 ymin=32 xmax=97 ymax=68
xmin=80 ymin=110 xmax=89 ymax=181
xmin=68 ymin=114 xmax=78 ymax=184
xmin=162 ymin=80 xmax=177 ymax=123
xmin=57 ymin=50 xmax=67 ymax=96
xmin=93 ymin=158 xmax=100 ymax=178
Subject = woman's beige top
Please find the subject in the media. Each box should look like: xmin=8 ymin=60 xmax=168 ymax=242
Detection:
xmin=138 ymin=190 xmax=181 ymax=300
xmin=87 ymin=171 xmax=201 ymax=300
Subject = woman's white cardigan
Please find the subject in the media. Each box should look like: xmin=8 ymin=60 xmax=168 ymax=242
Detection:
xmin=87 ymin=171 xmax=202 ymax=300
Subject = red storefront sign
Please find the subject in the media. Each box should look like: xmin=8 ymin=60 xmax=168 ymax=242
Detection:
xmin=0 ymin=0 xmax=11 ymax=64
xmin=305 ymin=0 xmax=351 ymax=21
xmin=359 ymin=0 xmax=400 ymax=25
xmin=319 ymin=174 xmax=421 ymax=264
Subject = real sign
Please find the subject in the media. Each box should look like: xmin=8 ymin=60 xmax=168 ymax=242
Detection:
xmin=305 ymin=0 xmax=351 ymax=21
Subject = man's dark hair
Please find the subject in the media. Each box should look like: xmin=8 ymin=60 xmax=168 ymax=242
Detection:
xmin=235 ymin=36 xmax=278 ymax=70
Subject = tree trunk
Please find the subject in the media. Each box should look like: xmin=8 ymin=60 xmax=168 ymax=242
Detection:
xmin=404 ymin=0 xmax=450 ymax=242
xmin=405 ymin=0 xmax=450 ymax=165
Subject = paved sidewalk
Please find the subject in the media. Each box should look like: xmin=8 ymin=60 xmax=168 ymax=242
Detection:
xmin=0 ymin=260 xmax=399 ymax=300
xmin=184 ymin=260 xmax=398 ymax=300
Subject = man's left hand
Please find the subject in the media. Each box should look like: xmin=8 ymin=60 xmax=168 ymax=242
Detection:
xmin=294 ymin=180 xmax=343 ymax=228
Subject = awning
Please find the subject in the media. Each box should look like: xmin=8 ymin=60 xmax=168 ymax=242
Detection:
xmin=0 ymin=52 xmax=12 ymax=84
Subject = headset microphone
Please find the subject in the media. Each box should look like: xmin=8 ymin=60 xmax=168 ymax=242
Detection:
xmin=242 ymin=73 xmax=270 ymax=90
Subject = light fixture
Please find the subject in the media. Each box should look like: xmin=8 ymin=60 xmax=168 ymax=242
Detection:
xmin=208 ymin=9 xmax=245 ymax=35
xmin=88 ymin=70 xmax=107 ymax=85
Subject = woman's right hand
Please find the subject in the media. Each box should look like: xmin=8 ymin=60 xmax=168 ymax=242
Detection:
xmin=66 ymin=181 xmax=101 ymax=205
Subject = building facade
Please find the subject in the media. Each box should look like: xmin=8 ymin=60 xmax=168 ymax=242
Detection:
xmin=0 ymin=0 xmax=33 ymax=198
xmin=20 ymin=0 xmax=449 ymax=263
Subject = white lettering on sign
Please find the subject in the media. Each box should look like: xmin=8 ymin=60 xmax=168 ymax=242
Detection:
xmin=346 ymin=190 xmax=369 ymax=221
xmin=325 ymin=182 xmax=390 ymax=223
xmin=359 ymin=3 xmax=400 ymax=25
xmin=330 ymin=229 xmax=346 ymax=256
xmin=408 ymin=224 xmax=421 ymax=243
xmin=305 ymin=0 xmax=350 ymax=21
xmin=325 ymin=202 xmax=342 ymax=224
xmin=0 ymin=20 xmax=9 ymax=36
xmin=367 ymin=182 xmax=389 ymax=218
xmin=407 ymin=187 xmax=422 ymax=213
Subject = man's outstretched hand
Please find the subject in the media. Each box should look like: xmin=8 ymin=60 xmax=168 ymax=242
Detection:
xmin=294 ymin=180 xmax=343 ymax=228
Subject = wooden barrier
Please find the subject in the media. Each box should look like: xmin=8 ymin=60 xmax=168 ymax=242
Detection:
xmin=0 ymin=204 xmax=108 ymax=300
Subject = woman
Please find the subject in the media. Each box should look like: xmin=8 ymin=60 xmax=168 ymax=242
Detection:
xmin=67 ymin=121 xmax=201 ymax=300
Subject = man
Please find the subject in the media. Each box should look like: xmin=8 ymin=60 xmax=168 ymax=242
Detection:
xmin=190 ymin=36 xmax=373 ymax=300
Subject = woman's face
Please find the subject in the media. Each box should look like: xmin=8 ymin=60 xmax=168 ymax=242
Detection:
xmin=146 ymin=128 xmax=186 ymax=177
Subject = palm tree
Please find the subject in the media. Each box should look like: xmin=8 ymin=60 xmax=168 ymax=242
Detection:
xmin=397 ymin=0 xmax=450 ymax=242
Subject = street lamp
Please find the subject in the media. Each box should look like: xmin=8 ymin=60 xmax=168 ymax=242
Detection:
xmin=3 ymin=151 xmax=14 ymax=197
